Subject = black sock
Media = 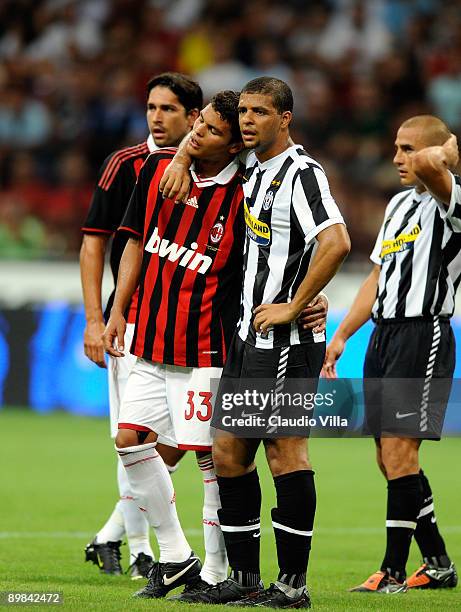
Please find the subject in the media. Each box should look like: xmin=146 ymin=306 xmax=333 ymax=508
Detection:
xmin=381 ymin=474 xmax=423 ymax=581
xmin=217 ymin=469 xmax=261 ymax=586
xmin=272 ymin=470 xmax=316 ymax=590
xmin=414 ymin=470 xmax=450 ymax=567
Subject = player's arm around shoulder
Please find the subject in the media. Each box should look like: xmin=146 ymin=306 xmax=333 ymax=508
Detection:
xmin=159 ymin=134 xmax=193 ymax=202
xmin=412 ymin=134 xmax=459 ymax=206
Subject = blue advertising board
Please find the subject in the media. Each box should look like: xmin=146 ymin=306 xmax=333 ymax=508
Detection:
xmin=0 ymin=303 xmax=460 ymax=432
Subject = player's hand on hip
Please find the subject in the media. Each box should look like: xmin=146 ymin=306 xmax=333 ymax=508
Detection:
xmin=159 ymin=160 xmax=191 ymax=202
xmin=298 ymin=293 xmax=328 ymax=333
xmin=83 ymin=319 xmax=107 ymax=368
xmin=103 ymin=313 xmax=126 ymax=357
xmin=253 ymin=302 xmax=297 ymax=333
xmin=321 ymin=336 xmax=345 ymax=379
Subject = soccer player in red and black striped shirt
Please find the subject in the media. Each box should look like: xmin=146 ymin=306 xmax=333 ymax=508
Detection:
xmin=80 ymin=73 xmax=202 ymax=577
xmin=118 ymin=147 xmax=244 ymax=369
xmin=103 ymin=91 xmax=245 ymax=597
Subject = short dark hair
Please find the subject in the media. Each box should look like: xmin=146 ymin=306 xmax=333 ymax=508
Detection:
xmin=146 ymin=72 xmax=203 ymax=113
xmin=241 ymin=76 xmax=293 ymax=114
xmin=210 ymin=90 xmax=242 ymax=143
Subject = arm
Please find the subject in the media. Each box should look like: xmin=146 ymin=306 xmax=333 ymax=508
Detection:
xmin=253 ymin=224 xmax=350 ymax=333
xmin=322 ymin=264 xmax=380 ymax=378
xmin=159 ymin=133 xmax=193 ymax=202
xmin=80 ymin=150 xmax=136 ymax=365
xmin=103 ymin=153 xmax=157 ymax=357
xmin=412 ymin=134 xmax=459 ymax=205
xmin=102 ymin=237 xmax=143 ymax=357
xmin=80 ymin=233 xmax=110 ymax=368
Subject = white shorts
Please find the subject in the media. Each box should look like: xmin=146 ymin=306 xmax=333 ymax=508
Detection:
xmin=118 ymin=357 xmax=223 ymax=451
xmin=108 ymin=324 xmax=174 ymax=446
xmin=108 ymin=323 xmax=136 ymax=438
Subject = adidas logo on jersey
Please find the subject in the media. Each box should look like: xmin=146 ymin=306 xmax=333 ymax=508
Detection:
xmin=185 ymin=196 xmax=199 ymax=208
xmin=145 ymin=226 xmax=212 ymax=273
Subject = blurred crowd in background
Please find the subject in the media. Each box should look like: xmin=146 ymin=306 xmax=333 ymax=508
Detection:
xmin=0 ymin=0 xmax=460 ymax=261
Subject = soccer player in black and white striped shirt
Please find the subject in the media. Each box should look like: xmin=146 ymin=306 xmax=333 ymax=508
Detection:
xmin=179 ymin=77 xmax=350 ymax=609
xmin=324 ymin=116 xmax=460 ymax=593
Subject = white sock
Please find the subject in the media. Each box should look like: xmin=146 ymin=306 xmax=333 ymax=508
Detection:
xmin=198 ymin=454 xmax=228 ymax=584
xmin=117 ymin=442 xmax=191 ymax=563
xmin=95 ymin=502 xmax=125 ymax=544
xmin=117 ymin=457 xmax=155 ymax=562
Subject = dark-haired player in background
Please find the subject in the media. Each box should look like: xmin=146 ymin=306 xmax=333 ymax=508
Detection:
xmin=80 ymin=73 xmax=202 ymax=578
xmin=324 ymin=116 xmax=459 ymax=594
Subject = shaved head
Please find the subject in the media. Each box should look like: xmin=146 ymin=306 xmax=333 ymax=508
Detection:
xmin=400 ymin=115 xmax=451 ymax=147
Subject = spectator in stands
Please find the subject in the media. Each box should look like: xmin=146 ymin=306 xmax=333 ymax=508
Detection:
xmin=0 ymin=196 xmax=47 ymax=259
xmin=195 ymin=34 xmax=252 ymax=100
xmin=0 ymin=83 xmax=51 ymax=148
xmin=0 ymin=0 xmax=460 ymax=260
xmin=428 ymin=48 xmax=461 ymax=129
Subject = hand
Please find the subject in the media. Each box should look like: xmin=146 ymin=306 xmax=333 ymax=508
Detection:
xmin=83 ymin=320 xmax=107 ymax=368
xmin=444 ymin=133 xmax=459 ymax=170
xmin=103 ymin=312 xmax=127 ymax=358
xmin=298 ymin=293 xmax=328 ymax=333
xmin=253 ymin=302 xmax=298 ymax=334
xmin=159 ymin=159 xmax=191 ymax=202
xmin=321 ymin=335 xmax=346 ymax=379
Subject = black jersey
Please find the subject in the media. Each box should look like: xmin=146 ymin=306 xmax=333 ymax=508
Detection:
xmin=82 ymin=138 xmax=154 ymax=320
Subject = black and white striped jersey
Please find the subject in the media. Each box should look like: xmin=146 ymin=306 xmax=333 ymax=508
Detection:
xmin=238 ymin=144 xmax=345 ymax=349
xmin=371 ymin=173 xmax=461 ymax=319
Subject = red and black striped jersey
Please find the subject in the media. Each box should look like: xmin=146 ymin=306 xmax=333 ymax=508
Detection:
xmin=82 ymin=137 xmax=155 ymax=322
xmin=120 ymin=149 xmax=245 ymax=368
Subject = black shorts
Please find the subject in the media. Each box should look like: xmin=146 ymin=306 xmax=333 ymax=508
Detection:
xmin=211 ymin=332 xmax=326 ymax=437
xmin=363 ymin=317 xmax=455 ymax=440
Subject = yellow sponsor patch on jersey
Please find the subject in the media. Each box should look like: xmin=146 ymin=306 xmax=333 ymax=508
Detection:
xmin=244 ymin=201 xmax=271 ymax=246
xmin=380 ymin=224 xmax=421 ymax=260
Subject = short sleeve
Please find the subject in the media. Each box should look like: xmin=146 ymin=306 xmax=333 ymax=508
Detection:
xmin=119 ymin=153 xmax=160 ymax=238
xmin=82 ymin=153 xmax=134 ymax=235
xmin=437 ymin=172 xmax=461 ymax=233
xmin=119 ymin=177 xmax=145 ymax=238
xmin=370 ymin=222 xmax=385 ymax=264
xmin=292 ymin=166 xmax=345 ymax=244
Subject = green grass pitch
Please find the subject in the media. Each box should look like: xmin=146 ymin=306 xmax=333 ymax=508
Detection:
xmin=1 ymin=408 xmax=460 ymax=610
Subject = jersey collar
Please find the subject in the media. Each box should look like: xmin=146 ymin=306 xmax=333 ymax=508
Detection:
xmin=191 ymin=157 xmax=240 ymax=188
xmin=253 ymin=144 xmax=298 ymax=171
xmin=147 ymin=134 xmax=158 ymax=153
xmin=412 ymin=188 xmax=431 ymax=204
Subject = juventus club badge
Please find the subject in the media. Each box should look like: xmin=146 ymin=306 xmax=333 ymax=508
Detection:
xmin=262 ymin=191 xmax=274 ymax=210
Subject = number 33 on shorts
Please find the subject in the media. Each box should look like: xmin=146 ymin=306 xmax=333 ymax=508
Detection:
xmin=185 ymin=391 xmax=213 ymax=421
xmin=167 ymin=365 xmax=222 ymax=451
